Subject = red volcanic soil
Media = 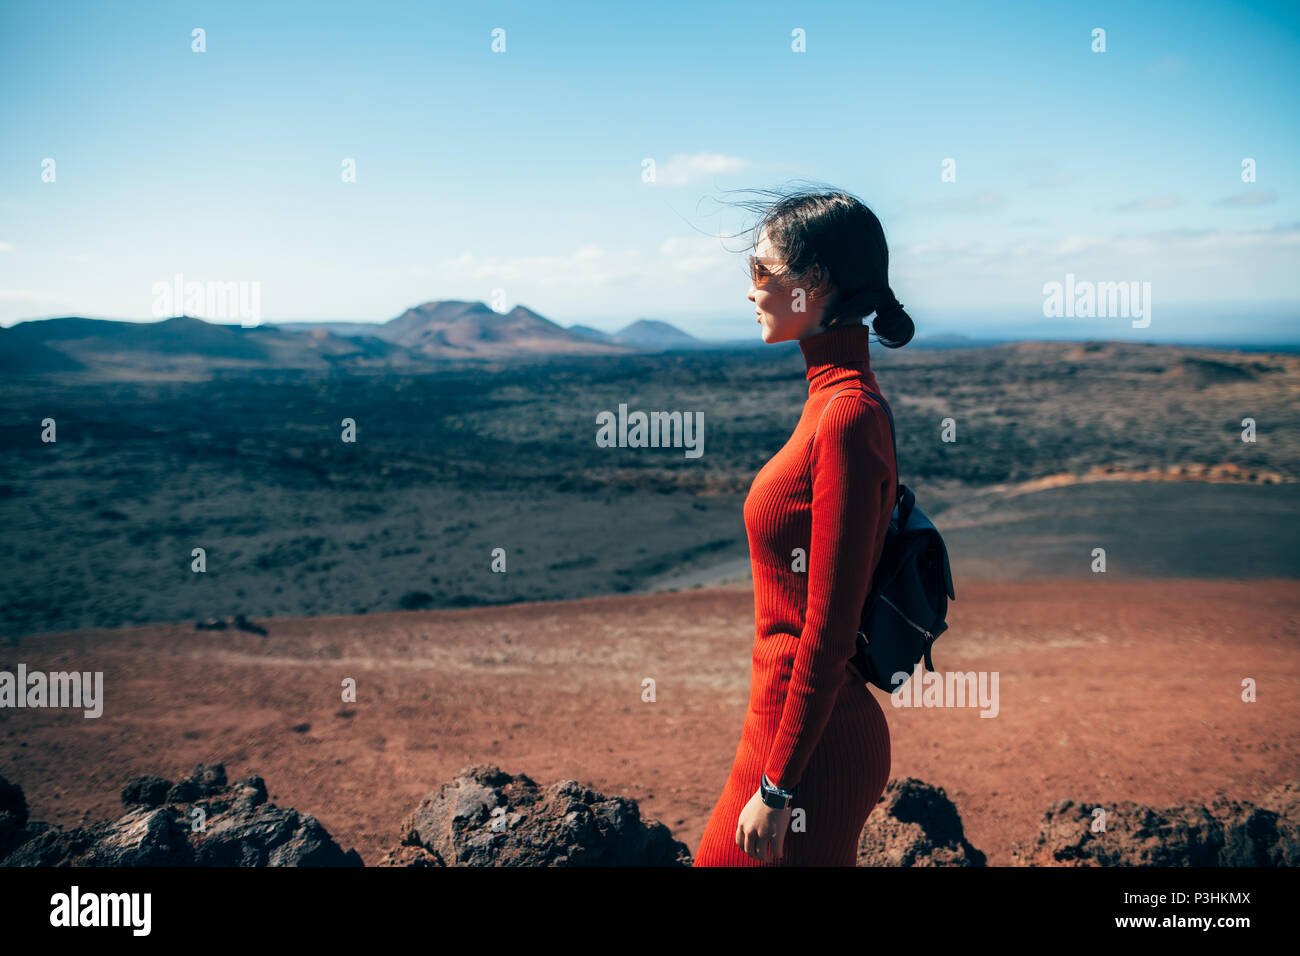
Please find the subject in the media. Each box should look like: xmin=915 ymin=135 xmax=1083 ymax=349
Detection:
xmin=3 ymin=578 xmax=1298 ymax=866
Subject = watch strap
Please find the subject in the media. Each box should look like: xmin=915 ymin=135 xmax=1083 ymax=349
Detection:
xmin=761 ymin=772 xmax=799 ymax=808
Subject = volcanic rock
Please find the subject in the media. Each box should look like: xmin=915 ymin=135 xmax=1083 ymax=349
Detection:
xmin=1009 ymin=779 xmax=1300 ymax=866
xmin=1 ymin=764 xmax=362 ymax=867
xmin=389 ymin=764 xmax=691 ymax=866
xmin=856 ymin=777 xmax=987 ymax=866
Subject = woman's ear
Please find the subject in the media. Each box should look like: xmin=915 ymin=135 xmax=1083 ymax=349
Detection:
xmin=812 ymin=269 xmax=839 ymax=308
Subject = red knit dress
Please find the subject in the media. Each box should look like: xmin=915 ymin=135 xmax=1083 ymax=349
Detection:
xmin=693 ymin=322 xmax=896 ymax=867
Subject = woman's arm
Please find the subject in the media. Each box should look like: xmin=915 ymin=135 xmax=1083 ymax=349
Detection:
xmin=761 ymin=390 xmax=895 ymax=792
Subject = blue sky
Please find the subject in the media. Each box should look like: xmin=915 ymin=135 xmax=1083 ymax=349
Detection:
xmin=1 ymin=0 xmax=1297 ymax=344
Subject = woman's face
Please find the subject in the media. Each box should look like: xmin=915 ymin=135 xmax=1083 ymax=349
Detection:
xmin=748 ymin=231 xmax=830 ymax=343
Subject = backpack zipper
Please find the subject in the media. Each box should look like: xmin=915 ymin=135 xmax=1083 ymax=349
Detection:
xmin=879 ymin=593 xmax=934 ymax=640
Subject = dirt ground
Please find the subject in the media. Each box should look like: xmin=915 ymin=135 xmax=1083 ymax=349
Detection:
xmin=3 ymin=577 xmax=1298 ymax=866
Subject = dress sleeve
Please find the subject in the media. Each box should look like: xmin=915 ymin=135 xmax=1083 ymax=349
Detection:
xmin=762 ymin=390 xmax=895 ymax=792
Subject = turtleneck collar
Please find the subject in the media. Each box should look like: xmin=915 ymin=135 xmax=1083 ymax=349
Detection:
xmin=799 ymin=322 xmax=872 ymax=393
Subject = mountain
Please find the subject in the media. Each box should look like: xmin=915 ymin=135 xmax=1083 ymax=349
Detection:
xmin=0 ymin=315 xmax=415 ymax=377
xmin=563 ymin=318 xmax=703 ymax=350
xmin=273 ymin=301 xmax=634 ymax=359
xmin=0 ymin=333 xmax=87 ymax=373
xmin=0 ymin=307 xmax=1039 ymax=378
xmin=610 ymin=319 xmax=700 ymax=350
xmin=0 ymin=300 xmax=637 ymax=377
xmin=561 ymin=318 xmax=709 ymax=351
xmin=566 ymin=324 xmax=614 ymax=343
xmin=378 ymin=301 xmax=629 ymax=358
xmin=271 ymin=321 xmax=389 ymax=338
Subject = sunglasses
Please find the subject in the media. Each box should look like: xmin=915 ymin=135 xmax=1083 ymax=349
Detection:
xmin=749 ymin=255 xmax=783 ymax=285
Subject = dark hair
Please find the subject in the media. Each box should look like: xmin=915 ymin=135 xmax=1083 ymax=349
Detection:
xmin=722 ymin=183 xmax=915 ymax=348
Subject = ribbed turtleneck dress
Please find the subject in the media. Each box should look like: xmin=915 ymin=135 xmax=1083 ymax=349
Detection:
xmin=693 ymin=322 xmax=896 ymax=867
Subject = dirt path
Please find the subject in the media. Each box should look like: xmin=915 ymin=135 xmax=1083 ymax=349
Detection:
xmin=3 ymin=578 xmax=1298 ymax=865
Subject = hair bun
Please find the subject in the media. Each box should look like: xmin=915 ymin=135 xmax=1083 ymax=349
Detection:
xmin=875 ymin=287 xmax=903 ymax=317
xmin=870 ymin=286 xmax=915 ymax=348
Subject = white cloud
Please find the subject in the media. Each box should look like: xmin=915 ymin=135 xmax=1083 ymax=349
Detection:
xmin=891 ymin=223 xmax=1300 ymax=306
xmin=410 ymin=223 xmax=1299 ymax=322
xmin=649 ymin=152 xmax=749 ymax=187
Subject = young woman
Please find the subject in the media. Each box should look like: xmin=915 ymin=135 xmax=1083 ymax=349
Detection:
xmin=693 ymin=188 xmax=914 ymax=866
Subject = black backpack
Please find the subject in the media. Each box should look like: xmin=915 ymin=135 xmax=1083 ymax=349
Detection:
xmin=816 ymin=386 xmax=956 ymax=692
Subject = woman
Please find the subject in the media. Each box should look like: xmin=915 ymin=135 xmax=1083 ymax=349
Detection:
xmin=693 ymin=188 xmax=914 ymax=866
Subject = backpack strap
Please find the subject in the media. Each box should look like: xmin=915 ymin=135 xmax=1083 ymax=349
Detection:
xmin=814 ymin=385 xmax=899 ymax=496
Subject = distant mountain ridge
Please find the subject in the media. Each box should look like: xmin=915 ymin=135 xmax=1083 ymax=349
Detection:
xmin=271 ymin=300 xmax=636 ymax=359
xmin=560 ymin=317 xmax=706 ymax=351
xmin=1 ymin=301 xmax=1035 ymax=378
xmin=0 ymin=301 xmax=699 ymax=377
xmin=282 ymin=308 xmax=709 ymax=353
xmin=0 ymin=314 xmax=417 ymax=377
xmin=377 ymin=300 xmax=625 ymax=357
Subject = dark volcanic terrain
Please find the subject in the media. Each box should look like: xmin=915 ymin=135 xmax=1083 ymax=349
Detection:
xmin=1 ymin=338 xmax=1297 ymax=637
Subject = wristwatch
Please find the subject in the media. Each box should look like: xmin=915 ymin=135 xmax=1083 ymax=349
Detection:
xmin=760 ymin=772 xmax=799 ymax=809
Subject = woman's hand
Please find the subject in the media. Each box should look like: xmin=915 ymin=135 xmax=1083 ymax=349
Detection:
xmin=735 ymin=788 xmax=793 ymax=863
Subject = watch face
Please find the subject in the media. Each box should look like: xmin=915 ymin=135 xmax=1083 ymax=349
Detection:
xmin=761 ymin=790 xmax=791 ymax=809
